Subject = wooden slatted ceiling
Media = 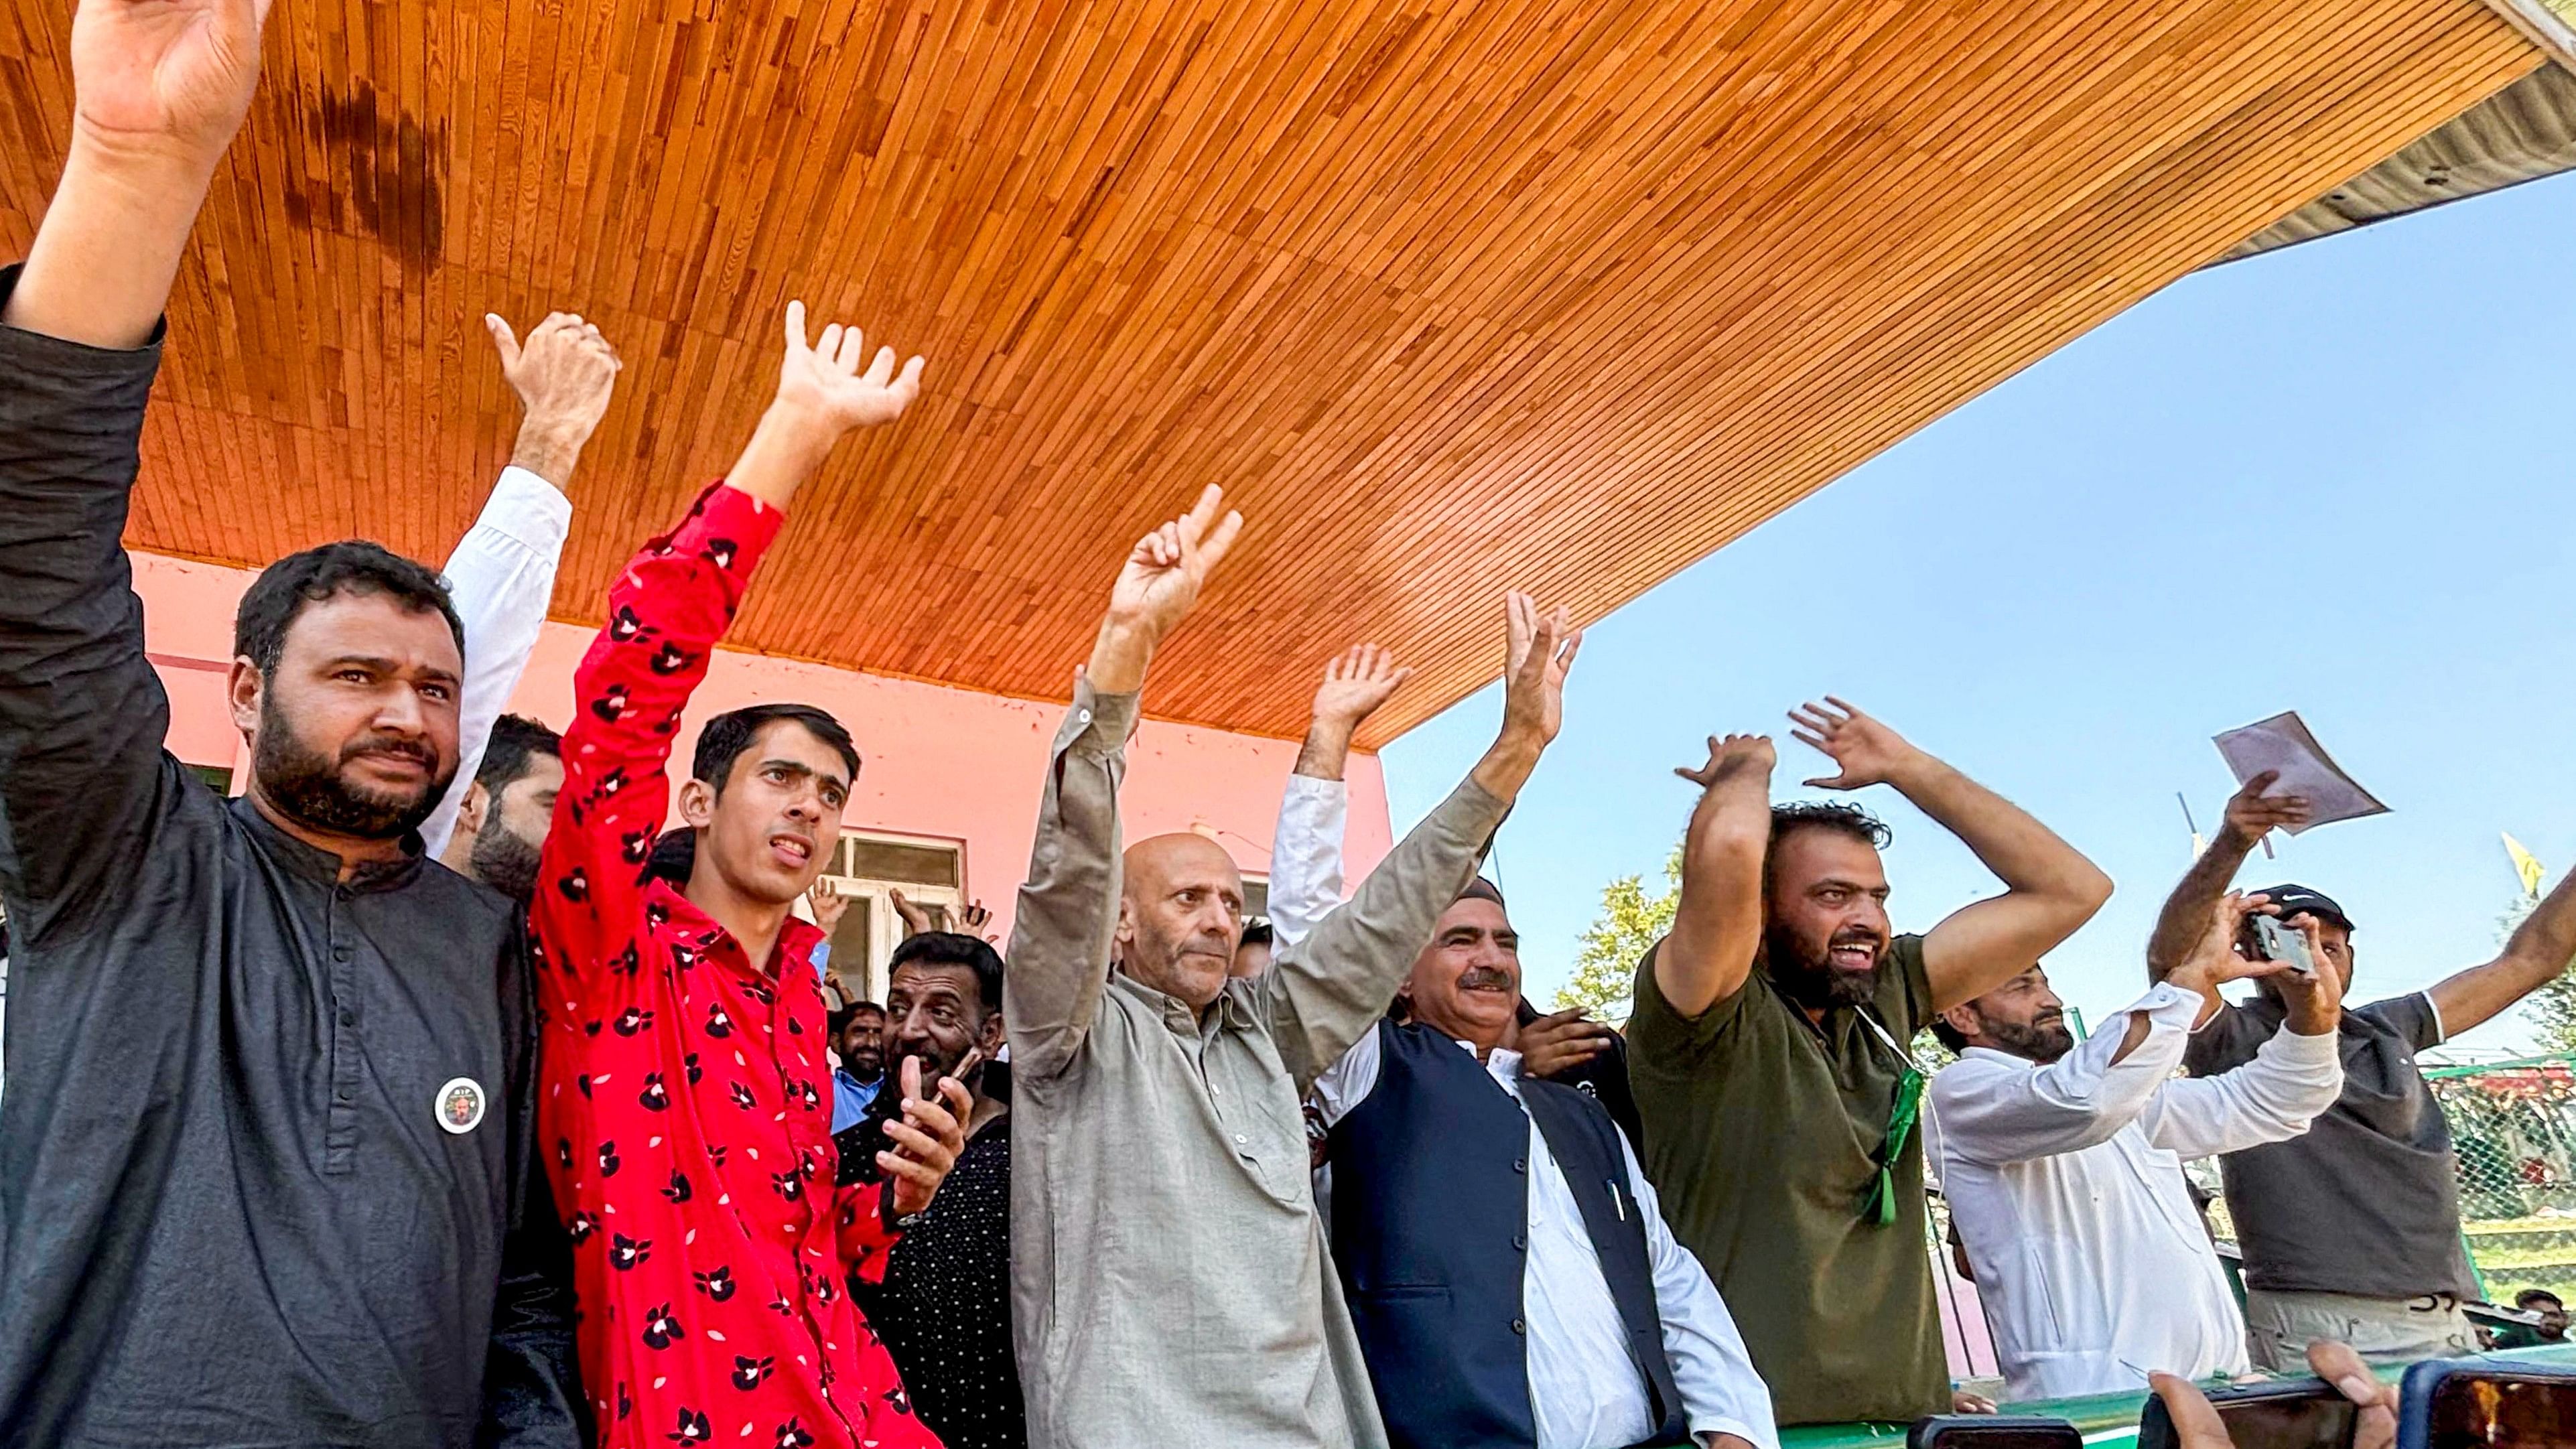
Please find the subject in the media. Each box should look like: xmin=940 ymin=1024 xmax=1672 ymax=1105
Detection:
xmin=0 ymin=0 xmax=2540 ymax=745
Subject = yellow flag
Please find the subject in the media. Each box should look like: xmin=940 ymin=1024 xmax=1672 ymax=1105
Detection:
xmin=2504 ymin=833 xmax=2546 ymax=898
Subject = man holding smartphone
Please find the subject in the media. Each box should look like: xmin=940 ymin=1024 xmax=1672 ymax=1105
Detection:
xmin=2149 ymin=771 xmax=2576 ymax=1369
xmin=1928 ymin=891 xmax=2343 ymax=1400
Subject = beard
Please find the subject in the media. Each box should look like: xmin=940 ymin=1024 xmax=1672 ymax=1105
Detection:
xmin=1981 ymin=1012 xmax=2075 ymax=1063
xmin=253 ymin=695 xmax=452 ymax=841
xmin=466 ymin=815 xmax=543 ymax=903
xmin=1768 ymin=922 xmax=1886 ymax=1012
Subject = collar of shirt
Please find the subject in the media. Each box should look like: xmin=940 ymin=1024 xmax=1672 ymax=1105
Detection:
xmin=1111 ymin=969 xmax=1258 ymax=1038
xmin=640 ymin=874 xmax=824 ymax=983
xmin=228 ymin=794 xmax=426 ymax=892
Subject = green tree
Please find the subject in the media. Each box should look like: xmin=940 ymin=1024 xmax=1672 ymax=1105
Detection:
xmin=2501 ymin=890 xmax=2576 ymax=1054
xmin=1555 ymin=847 xmax=1682 ymax=1024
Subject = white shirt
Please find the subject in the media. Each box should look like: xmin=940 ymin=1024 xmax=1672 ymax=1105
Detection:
xmin=1315 ymin=1030 xmax=1777 ymax=1449
xmin=419 ymin=466 xmax=573 ymax=858
xmin=1268 ymin=773 xmax=1347 ymax=947
xmin=1927 ymin=982 xmax=2344 ymax=1401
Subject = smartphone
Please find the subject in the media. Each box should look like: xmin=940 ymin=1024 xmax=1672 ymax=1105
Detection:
xmin=2248 ymin=913 xmax=2318 ymax=977
xmin=1905 ymin=1416 xmax=2082 ymax=1449
xmin=2137 ymin=1377 xmax=2358 ymax=1449
xmin=2398 ymin=1358 xmax=2576 ymax=1448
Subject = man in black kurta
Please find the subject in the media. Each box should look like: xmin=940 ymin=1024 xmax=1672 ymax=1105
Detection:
xmin=0 ymin=1 xmax=580 ymax=1443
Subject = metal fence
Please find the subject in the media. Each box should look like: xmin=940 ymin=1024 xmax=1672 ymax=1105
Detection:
xmin=1927 ymin=1052 xmax=2576 ymax=1386
xmin=2425 ymin=1055 xmax=2576 ymax=1302
xmin=2185 ymin=1053 xmax=2576 ymax=1304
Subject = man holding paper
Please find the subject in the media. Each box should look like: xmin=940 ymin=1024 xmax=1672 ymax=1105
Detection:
xmin=2148 ymin=769 xmax=2576 ymax=1369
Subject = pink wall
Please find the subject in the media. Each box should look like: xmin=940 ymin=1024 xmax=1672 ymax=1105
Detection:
xmin=130 ymin=551 xmax=1394 ymax=937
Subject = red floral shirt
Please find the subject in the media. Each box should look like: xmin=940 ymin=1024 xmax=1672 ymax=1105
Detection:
xmin=531 ymin=482 xmax=939 ymax=1449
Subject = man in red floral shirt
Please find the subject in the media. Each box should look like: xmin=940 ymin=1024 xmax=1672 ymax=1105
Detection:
xmin=532 ymin=303 xmax=969 ymax=1449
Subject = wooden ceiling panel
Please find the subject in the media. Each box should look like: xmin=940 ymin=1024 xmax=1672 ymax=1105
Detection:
xmin=0 ymin=0 xmax=2541 ymax=743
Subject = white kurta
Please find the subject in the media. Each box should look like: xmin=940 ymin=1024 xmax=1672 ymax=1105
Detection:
xmin=1927 ymin=983 xmax=2343 ymax=1401
xmin=419 ymin=465 xmax=572 ymax=857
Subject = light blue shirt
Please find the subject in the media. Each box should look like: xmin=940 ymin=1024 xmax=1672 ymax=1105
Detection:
xmin=833 ymin=1069 xmax=880 ymax=1133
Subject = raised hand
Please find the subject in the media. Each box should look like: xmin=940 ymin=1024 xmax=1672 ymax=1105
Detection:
xmin=957 ymin=899 xmax=995 ymax=940
xmin=1311 ymin=644 xmax=1413 ymax=732
xmin=1500 ymin=592 xmax=1582 ymax=748
xmin=1467 ymin=592 xmax=1580 ymax=802
xmin=1100 ymin=486 xmax=1245 ymax=658
xmin=805 ymin=877 xmax=849 ymax=936
xmin=2219 ymin=770 xmax=2312 ymax=849
xmin=10 ymin=0 xmax=278 ymax=344
xmin=726 ymin=300 xmax=929 ymax=510
xmin=1676 ymin=734 xmax=1775 ymax=790
xmin=1787 ymin=697 xmax=1924 ymax=791
xmin=876 ymin=1054 xmax=973 ymax=1217
xmin=490 ymin=312 xmax=622 ymax=484
xmin=774 ymin=299 xmax=926 ymax=435
xmin=2167 ymin=892 xmax=2287 ymax=995
xmin=71 ymin=0 xmax=273 ymax=163
xmin=2270 ymin=910 xmax=2346 ymax=1036
xmin=887 ymin=886 xmax=936 ymax=939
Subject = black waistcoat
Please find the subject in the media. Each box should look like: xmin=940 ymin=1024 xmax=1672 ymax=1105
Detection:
xmin=1328 ymin=1020 xmax=1686 ymax=1448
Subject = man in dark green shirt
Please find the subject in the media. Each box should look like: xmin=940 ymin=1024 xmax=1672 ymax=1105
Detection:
xmin=1628 ymin=705 xmax=2111 ymax=1426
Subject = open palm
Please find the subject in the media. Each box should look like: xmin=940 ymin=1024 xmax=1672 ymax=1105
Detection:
xmin=1788 ymin=697 xmax=1919 ymax=790
xmin=72 ymin=0 xmax=272 ymax=159
xmin=776 ymin=299 xmax=926 ymax=433
xmin=1499 ymin=592 xmax=1582 ymax=744
xmin=1311 ymin=644 xmax=1412 ymax=730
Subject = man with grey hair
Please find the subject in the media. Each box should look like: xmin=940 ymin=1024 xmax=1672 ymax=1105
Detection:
xmin=1004 ymin=485 xmax=1581 ymax=1449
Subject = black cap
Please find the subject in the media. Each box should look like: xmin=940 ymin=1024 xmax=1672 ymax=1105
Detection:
xmin=2255 ymin=884 xmax=2354 ymax=933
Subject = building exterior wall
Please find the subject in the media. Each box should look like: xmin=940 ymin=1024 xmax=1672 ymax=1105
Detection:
xmin=129 ymin=551 xmax=1396 ymax=983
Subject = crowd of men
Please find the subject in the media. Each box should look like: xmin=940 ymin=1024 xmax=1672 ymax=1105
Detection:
xmin=5 ymin=3 xmax=2576 ymax=1448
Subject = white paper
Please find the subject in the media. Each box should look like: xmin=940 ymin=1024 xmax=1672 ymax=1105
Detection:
xmin=2211 ymin=711 xmax=2389 ymax=834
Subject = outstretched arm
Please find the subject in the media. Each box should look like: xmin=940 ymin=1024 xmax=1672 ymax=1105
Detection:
xmin=532 ymin=303 xmax=922 ymax=995
xmin=2146 ymin=772 xmax=2309 ymax=1020
xmin=1929 ymin=991 xmax=2197 ymax=1167
xmin=1006 ymin=488 xmax=1245 ymax=1080
xmin=2139 ymin=890 xmax=2343 ymax=1162
xmin=421 ymin=312 xmax=621 ymax=857
xmin=5 ymin=0 xmax=272 ymax=347
xmin=1790 ymin=699 xmax=2112 ymax=1013
xmin=1929 ymin=898 xmax=2295 ymax=1167
xmin=1268 ymin=645 xmax=1410 ymax=947
xmin=2429 ymin=866 xmax=2576 ymax=1036
xmin=1655 ymin=734 xmax=1777 ymax=1018
xmin=1 ymin=0 xmax=270 ymax=938
xmin=1261 ymin=594 xmax=1577 ymax=1085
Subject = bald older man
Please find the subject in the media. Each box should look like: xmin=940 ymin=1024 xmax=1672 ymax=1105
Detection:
xmin=1004 ymin=486 xmax=1580 ymax=1449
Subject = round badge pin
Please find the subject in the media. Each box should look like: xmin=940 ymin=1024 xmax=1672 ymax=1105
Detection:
xmin=435 ymin=1077 xmax=488 ymax=1135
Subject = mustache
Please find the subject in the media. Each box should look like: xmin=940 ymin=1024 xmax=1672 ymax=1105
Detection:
xmin=343 ymin=736 xmax=435 ymax=768
xmin=1459 ymin=967 xmax=1515 ymax=991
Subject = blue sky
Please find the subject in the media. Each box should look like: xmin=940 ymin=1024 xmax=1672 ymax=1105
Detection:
xmin=1380 ymin=170 xmax=2576 ymax=1055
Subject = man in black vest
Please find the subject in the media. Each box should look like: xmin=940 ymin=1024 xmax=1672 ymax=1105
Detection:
xmin=1314 ymin=879 xmax=1774 ymax=1449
